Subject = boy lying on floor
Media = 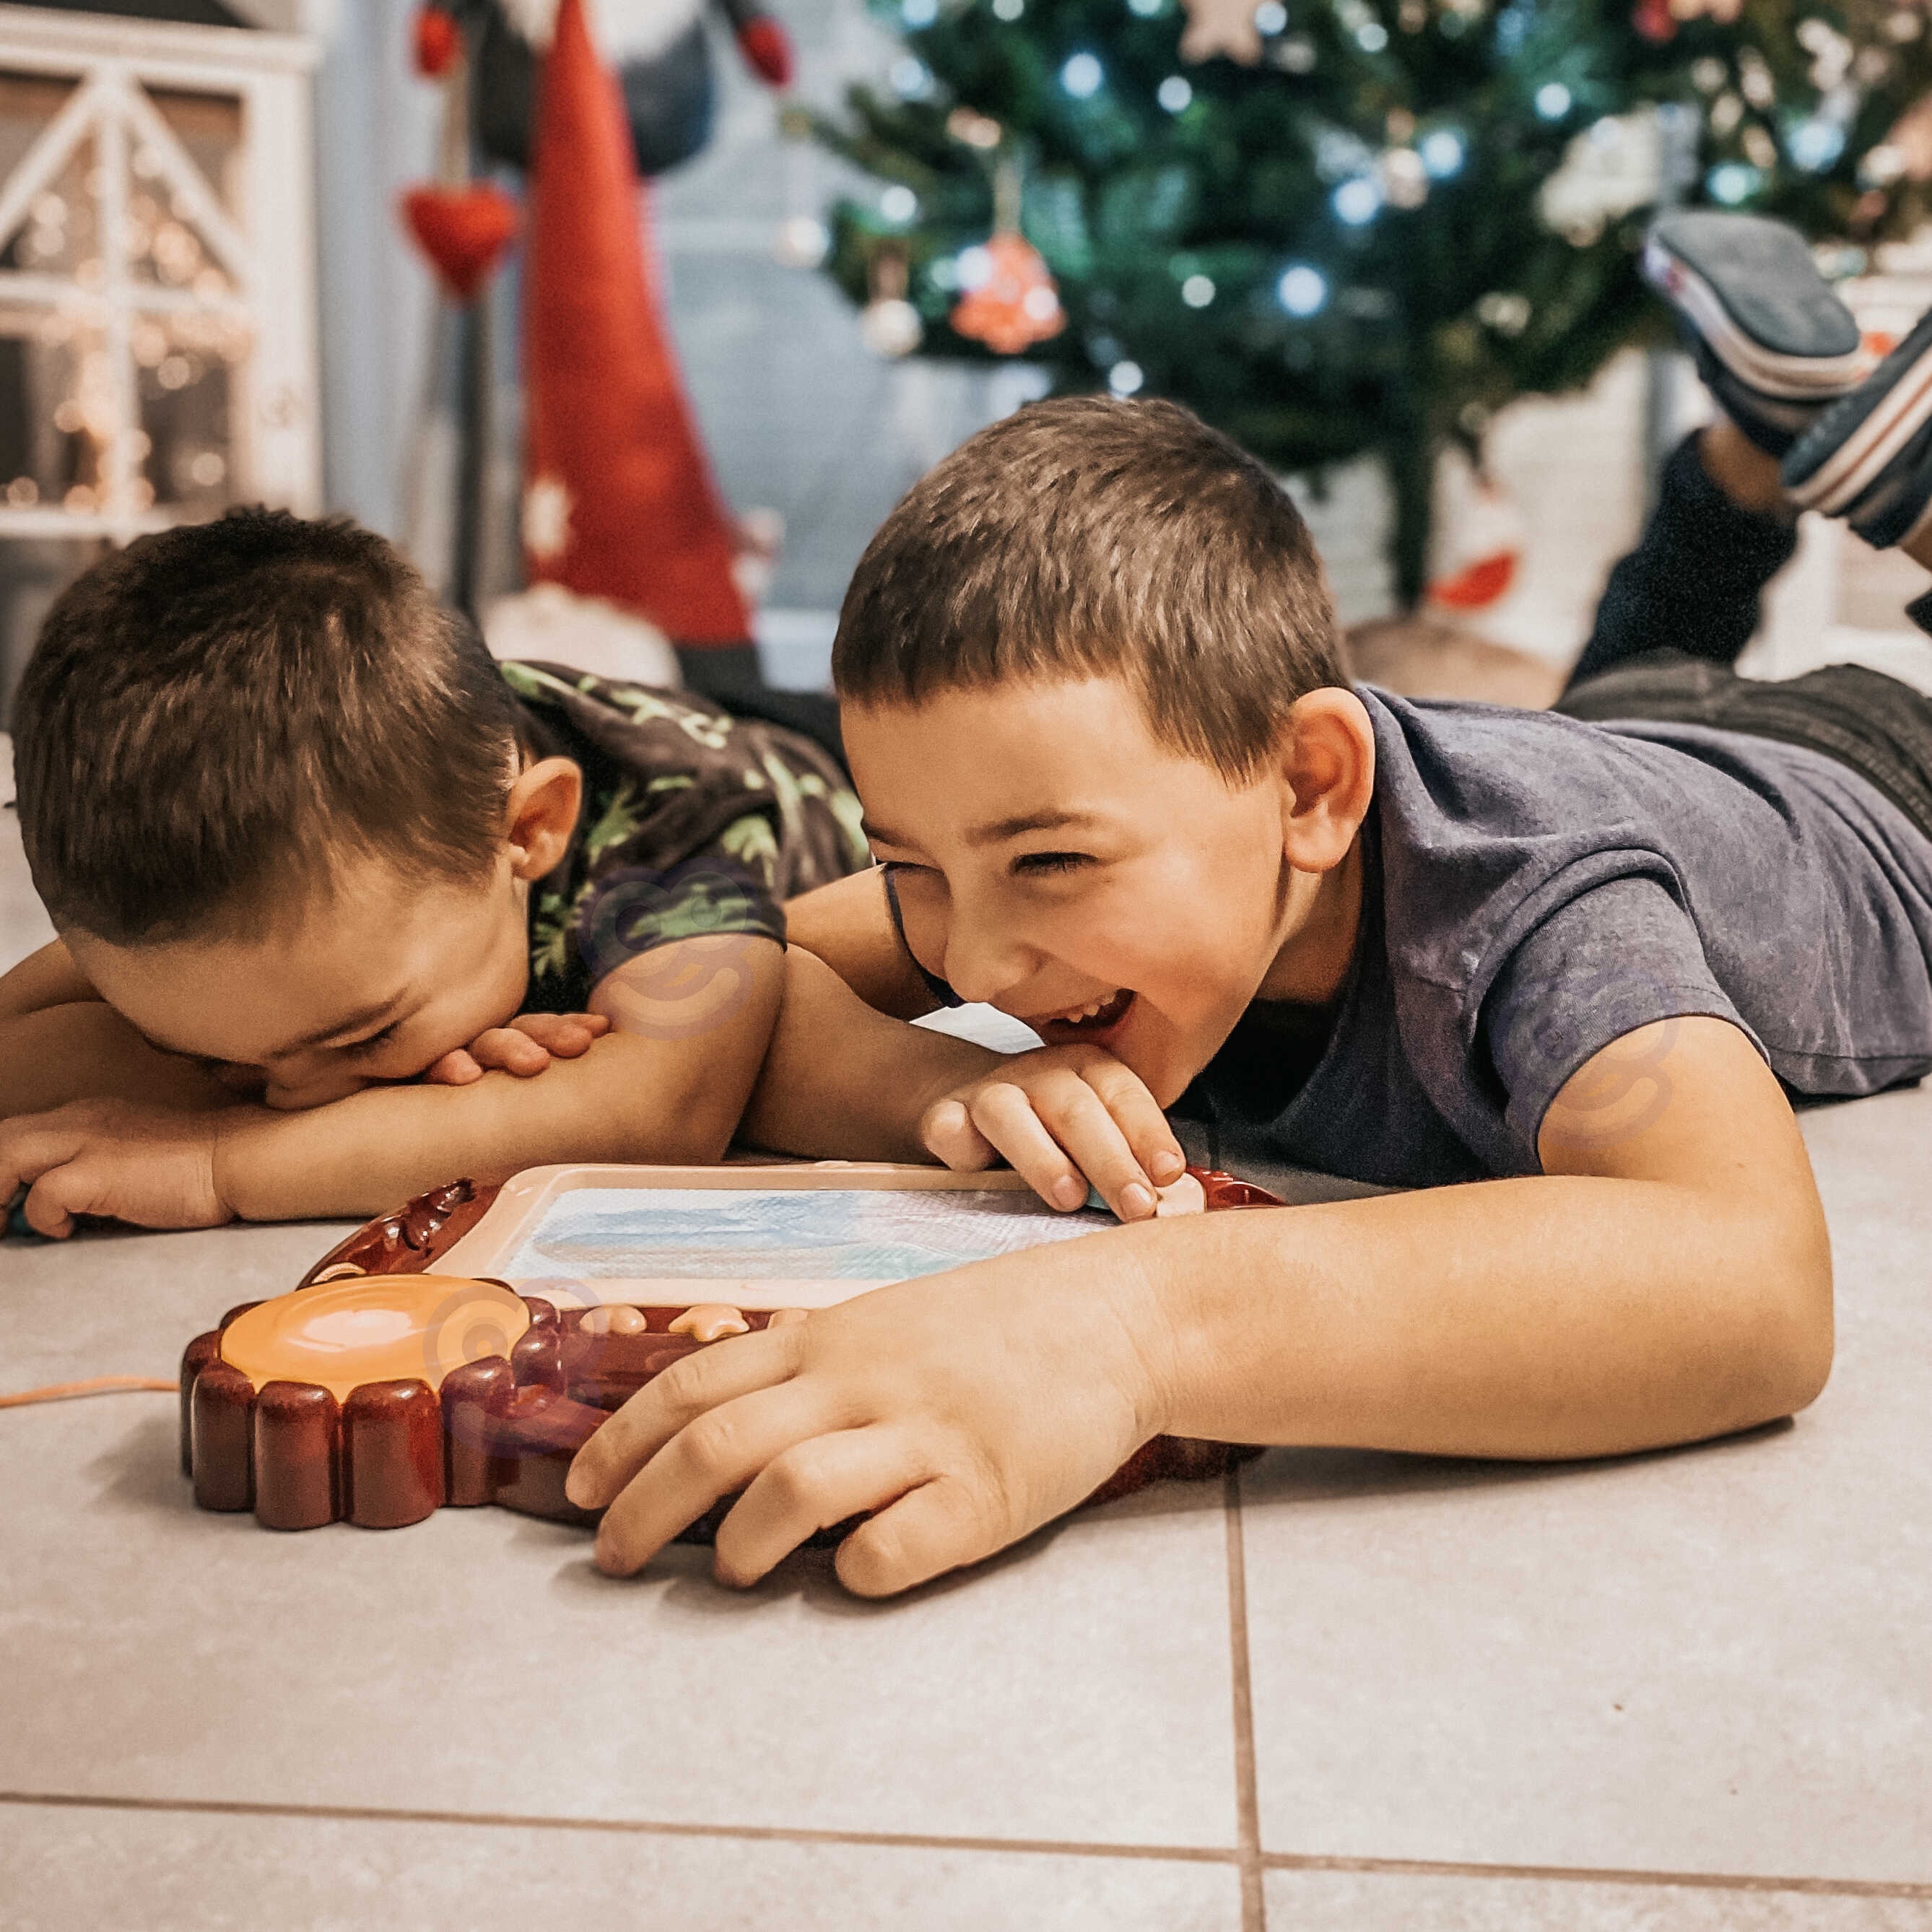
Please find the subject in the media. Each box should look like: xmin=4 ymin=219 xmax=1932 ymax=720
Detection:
xmin=0 ymin=510 xmax=1141 ymax=1228
xmin=562 ymin=212 xmax=1932 ymax=1596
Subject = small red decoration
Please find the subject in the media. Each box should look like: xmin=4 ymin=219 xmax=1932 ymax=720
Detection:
xmin=401 ymin=183 xmax=521 ymax=303
xmin=951 ymin=231 xmax=1066 ymax=355
xmin=735 ymin=15 xmax=794 ymax=88
xmin=413 ymin=4 xmax=463 ymax=77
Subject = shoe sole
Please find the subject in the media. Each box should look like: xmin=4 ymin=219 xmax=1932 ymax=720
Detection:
xmin=1644 ymin=218 xmax=1866 ymax=399
xmin=1783 ymin=307 xmax=1932 ymax=515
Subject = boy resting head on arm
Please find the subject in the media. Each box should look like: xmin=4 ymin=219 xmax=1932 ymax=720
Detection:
xmin=0 ymin=509 xmax=917 ymax=1227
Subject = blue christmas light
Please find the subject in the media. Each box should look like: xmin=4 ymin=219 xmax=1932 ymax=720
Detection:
xmin=1333 ymin=176 xmax=1381 ymax=224
xmin=993 ymin=0 xmax=1023 ymax=18
xmin=1157 ymin=74 xmax=1193 ymax=111
xmin=889 ymin=55 xmax=934 ymax=97
xmin=1254 ymin=0 xmax=1287 ymax=30
xmin=1535 ymin=82 xmax=1572 ymax=120
xmin=1181 ymin=273 xmax=1215 ymax=307
xmin=881 ymin=184 xmax=918 ymax=222
xmin=957 ymin=245 xmax=994 ymax=289
xmin=1357 ymin=20 xmax=1388 ymax=49
xmin=1278 ymin=264 xmax=1328 ymax=315
xmin=1420 ymin=128 xmax=1465 ymax=177
xmin=1789 ymin=117 xmax=1846 ymax=172
xmin=902 ymin=0 xmax=939 ymax=23
xmin=1707 ymin=162 xmax=1762 ymax=204
xmin=1061 ymin=51 xmax=1104 ymax=95
xmin=1110 ymin=360 xmax=1145 ymax=396
xmin=1127 ymin=0 xmax=1164 ymax=14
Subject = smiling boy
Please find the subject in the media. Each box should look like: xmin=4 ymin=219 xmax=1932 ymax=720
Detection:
xmin=570 ymin=248 xmax=1932 ymax=1594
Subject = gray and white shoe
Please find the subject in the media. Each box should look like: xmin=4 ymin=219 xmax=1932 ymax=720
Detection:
xmin=1781 ymin=305 xmax=1932 ymax=549
xmin=1644 ymin=211 xmax=1868 ymax=456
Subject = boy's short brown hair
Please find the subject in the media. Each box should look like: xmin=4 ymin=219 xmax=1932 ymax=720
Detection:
xmin=14 ymin=508 xmax=528 ymax=945
xmin=832 ymin=396 xmax=1344 ymax=780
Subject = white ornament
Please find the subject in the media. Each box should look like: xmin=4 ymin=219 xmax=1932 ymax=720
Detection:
xmin=859 ymin=296 xmax=923 ymax=358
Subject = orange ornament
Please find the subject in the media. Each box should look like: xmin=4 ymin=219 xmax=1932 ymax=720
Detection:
xmin=951 ymin=232 xmax=1066 ymax=355
xmin=414 ymin=5 xmax=463 ymax=77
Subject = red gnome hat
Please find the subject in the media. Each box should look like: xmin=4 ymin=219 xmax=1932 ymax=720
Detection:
xmin=522 ymin=0 xmax=749 ymax=644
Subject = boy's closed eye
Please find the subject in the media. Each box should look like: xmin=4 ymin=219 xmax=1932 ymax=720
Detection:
xmin=1012 ymin=850 xmax=1095 ymax=877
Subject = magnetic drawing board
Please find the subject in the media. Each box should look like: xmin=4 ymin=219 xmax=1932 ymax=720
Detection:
xmin=437 ymin=1162 xmax=1199 ymax=1309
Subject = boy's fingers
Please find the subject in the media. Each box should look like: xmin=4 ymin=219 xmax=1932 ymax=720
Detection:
xmin=423 ymin=1050 xmax=483 ymax=1086
xmin=509 ymin=1013 xmax=609 ymax=1057
xmin=567 ymin=1325 xmax=799 ymax=1509
xmin=468 ymin=1030 xmax=552 ymax=1076
xmin=591 ymin=1380 xmax=831 ymax=1578
xmin=992 ymin=1072 xmax=1156 ymax=1219
xmin=918 ymin=1097 xmax=998 ymax=1172
xmin=712 ymin=1424 xmax=926 ymax=1587
xmin=835 ymin=1474 xmax=993 ymax=1598
xmin=1078 ymin=1060 xmax=1185 ymax=1185
xmin=25 ymin=1158 xmax=95 ymax=1238
xmin=965 ymin=1083 xmax=1090 ymax=1209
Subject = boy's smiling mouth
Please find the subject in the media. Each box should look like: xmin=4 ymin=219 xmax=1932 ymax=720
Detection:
xmin=1026 ymin=986 xmax=1136 ymax=1042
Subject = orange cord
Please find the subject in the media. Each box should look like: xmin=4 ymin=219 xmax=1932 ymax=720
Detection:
xmin=0 ymin=1375 xmax=178 ymax=1409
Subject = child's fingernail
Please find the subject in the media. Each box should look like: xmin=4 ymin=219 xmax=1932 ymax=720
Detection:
xmin=1122 ymin=1182 xmax=1155 ymax=1218
xmin=1152 ymin=1150 xmax=1185 ymax=1181
xmin=1052 ymin=1175 xmax=1086 ymax=1209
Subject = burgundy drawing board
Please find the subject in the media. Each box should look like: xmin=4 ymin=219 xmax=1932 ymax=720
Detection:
xmin=180 ymin=1162 xmax=1279 ymax=1546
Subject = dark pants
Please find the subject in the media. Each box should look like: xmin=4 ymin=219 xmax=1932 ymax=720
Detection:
xmin=1557 ymin=434 xmax=1932 ymax=845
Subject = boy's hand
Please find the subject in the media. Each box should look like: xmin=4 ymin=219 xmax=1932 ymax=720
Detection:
xmin=567 ymin=1234 xmax=1170 ymax=1596
xmin=0 ymin=1098 xmax=249 ymax=1236
xmin=916 ymin=1044 xmax=1185 ymax=1221
xmin=424 ymin=1012 xmax=610 ymax=1086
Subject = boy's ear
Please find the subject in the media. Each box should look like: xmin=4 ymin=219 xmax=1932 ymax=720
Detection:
xmin=1277 ymin=688 xmax=1375 ymax=873
xmin=503 ymin=756 xmax=583 ymax=882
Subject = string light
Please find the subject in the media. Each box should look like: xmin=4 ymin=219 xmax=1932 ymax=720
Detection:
xmin=1109 ymin=360 xmax=1145 ymax=394
xmin=1707 ymin=161 xmax=1762 ymax=203
xmin=1061 ymin=51 xmax=1103 ymax=95
xmin=1534 ymin=82 xmax=1572 ymax=119
xmin=880 ymin=184 xmax=918 ymax=221
xmin=1181 ymin=273 xmax=1215 ymax=306
xmin=1158 ymin=74 xmax=1193 ymax=110
xmin=1277 ymin=264 xmax=1328 ymax=314
xmin=902 ymin=0 xmax=939 ymax=23
xmin=1420 ymin=128 xmax=1465 ymax=176
xmin=1333 ymin=176 xmax=1381 ymax=223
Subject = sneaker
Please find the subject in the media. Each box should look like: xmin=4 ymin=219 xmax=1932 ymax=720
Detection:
xmin=1643 ymin=211 xmax=1868 ymax=456
xmin=1781 ymin=306 xmax=1932 ymax=548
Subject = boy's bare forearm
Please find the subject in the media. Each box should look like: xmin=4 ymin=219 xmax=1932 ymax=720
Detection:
xmin=740 ymin=947 xmax=999 ymax=1162
xmin=216 ymin=1025 xmax=769 ymax=1222
xmin=0 ymin=1001 xmax=232 ymax=1120
xmin=784 ymin=869 xmax=939 ymax=1021
xmin=1115 ymin=1166 xmax=1830 ymax=1464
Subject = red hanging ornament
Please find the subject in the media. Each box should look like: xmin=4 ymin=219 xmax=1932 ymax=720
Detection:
xmin=414 ymin=5 xmax=463 ymax=77
xmin=952 ymin=232 xmax=1065 ymax=355
xmin=402 ymin=184 xmax=521 ymax=302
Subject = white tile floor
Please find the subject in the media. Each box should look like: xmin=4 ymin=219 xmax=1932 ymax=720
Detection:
xmin=3 ymin=736 xmax=1930 ymax=1929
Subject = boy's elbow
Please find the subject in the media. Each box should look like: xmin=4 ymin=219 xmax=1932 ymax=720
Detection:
xmin=1744 ymin=1211 xmax=1835 ymax=1421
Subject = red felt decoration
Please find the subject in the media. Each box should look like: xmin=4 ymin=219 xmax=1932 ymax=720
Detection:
xmin=401 ymin=183 xmax=521 ymax=303
xmin=413 ymin=4 xmax=463 ymax=77
xmin=950 ymin=231 xmax=1066 ymax=356
xmin=734 ymin=14 xmax=794 ymax=88
xmin=1632 ymin=0 xmax=1675 ymax=40
xmin=522 ymin=0 xmax=751 ymax=644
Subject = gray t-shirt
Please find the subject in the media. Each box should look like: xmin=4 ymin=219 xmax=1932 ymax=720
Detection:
xmin=1172 ymin=687 xmax=1932 ymax=1188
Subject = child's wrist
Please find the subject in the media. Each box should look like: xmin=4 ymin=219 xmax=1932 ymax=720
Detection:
xmin=209 ymin=1106 xmax=280 ymax=1221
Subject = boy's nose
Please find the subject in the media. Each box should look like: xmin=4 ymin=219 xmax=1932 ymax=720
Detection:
xmin=941 ymin=923 xmax=1035 ymax=1009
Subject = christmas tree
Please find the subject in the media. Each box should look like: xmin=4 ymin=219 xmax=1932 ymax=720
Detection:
xmin=810 ymin=0 xmax=1932 ymax=604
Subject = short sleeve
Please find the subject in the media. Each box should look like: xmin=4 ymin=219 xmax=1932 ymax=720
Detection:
xmin=1479 ymin=874 xmax=1762 ymax=1166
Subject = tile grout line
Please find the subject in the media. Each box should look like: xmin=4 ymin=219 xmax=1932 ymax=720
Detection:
xmin=1224 ymin=1468 xmax=1266 ymax=1932
xmin=4 ymin=1790 xmax=1926 ymax=1900
xmin=1258 ymin=1852 xmax=1932 ymax=1901
xmin=0 ymin=1791 xmax=1235 ymax=1867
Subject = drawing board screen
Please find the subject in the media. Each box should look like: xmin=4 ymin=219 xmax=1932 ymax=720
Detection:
xmin=498 ymin=1185 xmax=1116 ymax=1289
